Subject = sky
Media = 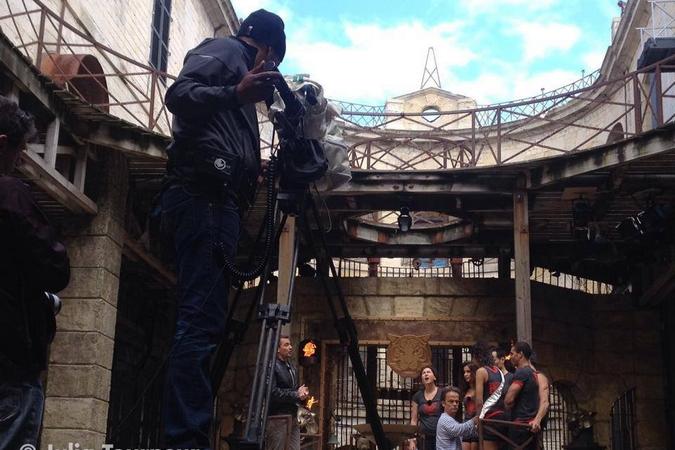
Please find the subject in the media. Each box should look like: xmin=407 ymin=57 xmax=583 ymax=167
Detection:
xmin=231 ymin=0 xmax=620 ymax=106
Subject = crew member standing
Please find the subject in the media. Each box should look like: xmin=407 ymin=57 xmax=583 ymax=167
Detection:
xmin=160 ymin=10 xmax=286 ymax=450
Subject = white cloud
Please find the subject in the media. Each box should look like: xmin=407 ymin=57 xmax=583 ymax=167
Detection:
xmin=513 ymin=21 xmax=581 ymax=62
xmin=582 ymin=49 xmax=607 ymax=71
xmin=284 ymin=20 xmax=475 ymax=103
xmin=449 ymin=68 xmax=581 ymax=105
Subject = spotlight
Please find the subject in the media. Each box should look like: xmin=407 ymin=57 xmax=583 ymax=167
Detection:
xmin=397 ymin=207 xmax=412 ymax=232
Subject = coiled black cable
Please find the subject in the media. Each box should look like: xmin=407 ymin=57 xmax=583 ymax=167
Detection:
xmin=219 ymin=155 xmax=277 ymax=281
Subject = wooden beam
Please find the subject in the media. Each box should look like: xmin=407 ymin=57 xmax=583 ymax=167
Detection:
xmin=43 ymin=118 xmax=60 ymax=168
xmin=123 ymin=235 xmax=177 ymax=287
xmin=18 ymin=149 xmax=97 ymax=215
xmin=73 ymin=145 xmax=88 ymax=191
xmin=528 ymin=123 xmax=675 ymax=189
xmin=513 ymin=189 xmax=532 ymax=344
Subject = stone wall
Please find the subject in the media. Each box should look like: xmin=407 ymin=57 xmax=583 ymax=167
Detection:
xmin=41 ymin=152 xmax=128 ymax=450
xmin=216 ymin=277 xmax=668 ymax=450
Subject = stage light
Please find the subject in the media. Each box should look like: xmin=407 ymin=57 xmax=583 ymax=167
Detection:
xmin=398 ymin=207 xmax=412 ymax=232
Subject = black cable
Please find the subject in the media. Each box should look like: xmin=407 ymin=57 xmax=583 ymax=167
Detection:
xmin=220 ymin=156 xmax=278 ymax=281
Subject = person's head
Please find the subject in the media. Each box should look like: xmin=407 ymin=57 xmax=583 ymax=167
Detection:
xmin=419 ymin=366 xmax=438 ymax=387
xmin=237 ymin=9 xmax=286 ymax=67
xmin=277 ymin=335 xmax=292 ymax=361
xmin=0 ymin=96 xmax=35 ymax=175
xmin=510 ymin=341 xmax=533 ymax=368
xmin=471 ymin=341 xmax=493 ymax=367
xmin=441 ymin=387 xmax=463 ymax=416
xmin=492 ymin=348 xmax=507 ymax=371
xmin=462 ymin=361 xmax=478 ymax=386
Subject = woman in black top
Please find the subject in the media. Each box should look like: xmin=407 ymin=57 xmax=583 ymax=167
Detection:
xmin=410 ymin=366 xmax=443 ymax=450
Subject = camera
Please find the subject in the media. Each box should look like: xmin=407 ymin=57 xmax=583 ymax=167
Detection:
xmin=44 ymin=292 xmax=62 ymax=315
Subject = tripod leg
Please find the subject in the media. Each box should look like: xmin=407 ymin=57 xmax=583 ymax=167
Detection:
xmin=299 ymin=205 xmax=391 ymax=450
xmin=240 ymin=213 xmax=300 ymax=450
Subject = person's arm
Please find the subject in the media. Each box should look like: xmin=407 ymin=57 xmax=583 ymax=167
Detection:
xmin=530 ymin=373 xmax=550 ymax=433
xmin=1 ymin=179 xmax=69 ymax=292
xmin=504 ymin=369 xmax=526 ymax=410
xmin=474 ymin=367 xmax=487 ymax=415
xmin=410 ymin=400 xmax=419 ymax=426
xmin=439 ymin=416 xmax=476 ymax=440
xmin=165 ymin=49 xmax=240 ymax=120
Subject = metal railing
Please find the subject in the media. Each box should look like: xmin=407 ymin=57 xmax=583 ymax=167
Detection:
xmin=3 ymin=0 xmax=673 ymax=173
xmin=340 ymin=56 xmax=675 ymax=170
xmin=0 ymin=0 xmax=175 ymax=135
xmin=336 ymin=258 xmax=613 ymax=295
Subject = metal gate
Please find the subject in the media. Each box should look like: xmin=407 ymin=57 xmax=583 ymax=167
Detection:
xmin=328 ymin=344 xmax=471 ymax=447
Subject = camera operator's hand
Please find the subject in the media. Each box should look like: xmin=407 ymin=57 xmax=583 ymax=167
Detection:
xmin=235 ymin=60 xmax=282 ymax=105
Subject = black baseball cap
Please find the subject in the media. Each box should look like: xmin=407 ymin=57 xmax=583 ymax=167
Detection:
xmin=237 ymin=9 xmax=286 ymax=62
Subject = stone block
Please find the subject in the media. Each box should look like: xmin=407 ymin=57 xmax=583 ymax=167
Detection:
xmin=43 ymin=397 xmax=109 ymax=433
xmin=346 ymin=296 xmax=368 ymax=316
xmin=439 ymin=278 xmax=513 ymax=297
xmin=424 ymin=297 xmax=453 ymax=317
xmin=41 ymin=428 xmax=106 ymax=450
xmin=378 ymin=278 xmax=439 ymax=296
xmin=46 ymin=364 xmax=111 ymax=401
xmin=394 ymin=296 xmax=424 ymax=317
xmin=341 ymin=277 xmax=378 ymax=296
xmin=66 ymin=235 xmax=123 ymax=276
xmin=365 ymin=296 xmax=394 ymax=317
xmin=56 ymin=298 xmax=118 ymax=339
xmin=450 ymin=297 xmax=479 ymax=316
xmin=59 ymin=267 xmax=120 ymax=307
xmin=49 ymin=331 xmax=115 ymax=369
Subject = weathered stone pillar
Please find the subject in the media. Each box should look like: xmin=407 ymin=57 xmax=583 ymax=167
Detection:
xmin=41 ymin=152 xmax=128 ymax=450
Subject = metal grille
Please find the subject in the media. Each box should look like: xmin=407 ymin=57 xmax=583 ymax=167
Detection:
xmin=542 ymin=384 xmax=572 ymax=450
xmin=331 ymin=345 xmax=470 ymax=448
xmin=150 ymin=0 xmax=172 ymax=78
xmin=610 ymin=387 xmax=637 ymax=450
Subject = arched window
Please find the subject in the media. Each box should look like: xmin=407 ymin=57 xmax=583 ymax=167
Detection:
xmin=542 ymin=383 xmax=574 ymax=449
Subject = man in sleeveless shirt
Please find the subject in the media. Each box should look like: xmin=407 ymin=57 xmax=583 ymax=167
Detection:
xmin=504 ymin=342 xmax=540 ymax=450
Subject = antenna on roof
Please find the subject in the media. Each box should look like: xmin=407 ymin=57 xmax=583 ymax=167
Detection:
xmin=420 ymin=47 xmax=441 ymax=89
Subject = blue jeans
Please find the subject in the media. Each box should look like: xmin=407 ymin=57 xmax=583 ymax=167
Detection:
xmin=161 ymin=184 xmax=240 ymax=450
xmin=0 ymin=379 xmax=44 ymax=450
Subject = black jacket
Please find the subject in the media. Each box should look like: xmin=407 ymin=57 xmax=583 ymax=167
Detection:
xmin=0 ymin=176 xmax=70 ymax=379
xmin=165 ymin=36 xmax=261 ymax=205
xmin=269 ymin=357 xmax=301 ymax=416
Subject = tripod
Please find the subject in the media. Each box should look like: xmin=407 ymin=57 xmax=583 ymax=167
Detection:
xmin=210 ymin=187 xmax=391 ymax=450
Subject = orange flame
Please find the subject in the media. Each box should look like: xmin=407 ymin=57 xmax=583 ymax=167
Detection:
xmin=306 ymin=396 xmax=318 ymax=409
xmin=303 ymin=341 xmax=317 ymax=357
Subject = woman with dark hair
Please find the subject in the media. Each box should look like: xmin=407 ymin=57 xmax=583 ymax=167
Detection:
xmin=461 ymin=361 xmax=479 ymax=450
xmin=409 ymin=366 xmax=443 ymax=450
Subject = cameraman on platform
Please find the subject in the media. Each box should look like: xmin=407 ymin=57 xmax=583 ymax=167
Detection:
xmin=0 ymin=95 xmax=70 ymax=449
xmin=161 ymin=9 xmax=286 ymax=450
